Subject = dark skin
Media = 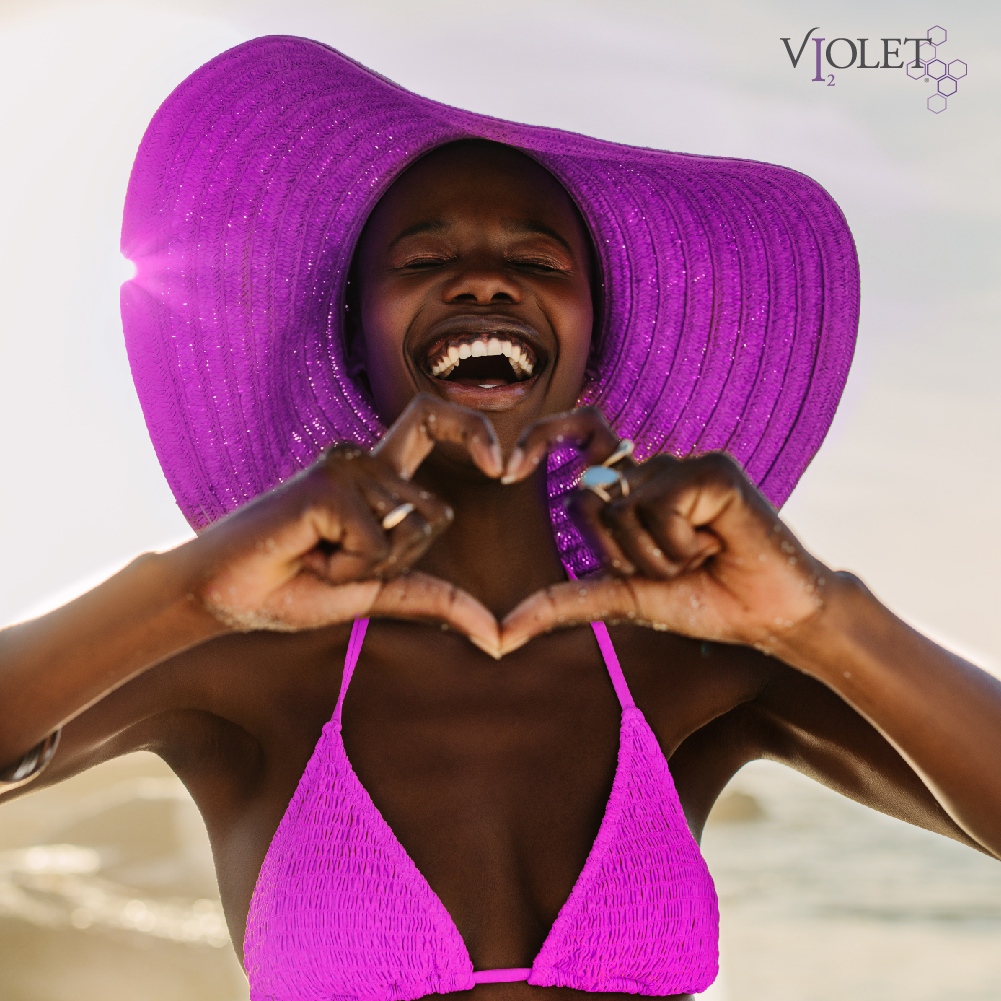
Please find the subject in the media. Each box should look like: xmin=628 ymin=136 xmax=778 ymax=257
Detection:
xmin=2 ymin=141 xmax=1001 ymax=1001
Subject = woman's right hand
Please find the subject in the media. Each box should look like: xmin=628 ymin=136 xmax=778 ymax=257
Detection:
xmin=0 ymin=395 xmax=504 ymax=778
xmin=184 ymin=394 xmax=503 ymax=653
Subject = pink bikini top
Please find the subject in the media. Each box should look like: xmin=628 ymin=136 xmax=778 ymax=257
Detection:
xmin=244 ymin=619 xmax=719 ymax=1000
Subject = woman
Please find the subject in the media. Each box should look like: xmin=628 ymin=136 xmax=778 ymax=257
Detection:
xmin=2 ymin=36 xmax=1000 ymax=1001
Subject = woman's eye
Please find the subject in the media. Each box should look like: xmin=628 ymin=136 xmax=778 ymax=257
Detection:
xmin=510 ymin=257 xmax=569 ymax=273
xmin=401 ymin=256 xmax=452 ymax=269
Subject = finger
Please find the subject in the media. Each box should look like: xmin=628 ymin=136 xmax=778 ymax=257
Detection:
xmin=297 ymin=485 xmax=391 ymax=583
xmin=564 ymin=489 xmax=637 ymax=576
xmin=499 ymin=575 xmax=717 ymax=655
xmin=258 ymin=577 xmax=384 ymax=631
xmin=621 ymin=454 xmax=737 ymax=566
xmin=370 ymin=571 xmax=502 ymax=658
xmin=356 ymin=476 xmax=454 ymax=529
xmin=600 ymin=497 xmax=683 ymax=579
xmin=500 ymin=577 xmax=645 ymax=655
xmin=373 ymin=508 xmax=441 ymax=578
xmin=352 ymin=477 xmax=456 ymax=577
xmin=637 ymin=491 xmax=722 ymax=570
xmin=373 ymin=394 xmax=503 ymax=480
xmin=503 ymin=406 xmax=621 ymax=484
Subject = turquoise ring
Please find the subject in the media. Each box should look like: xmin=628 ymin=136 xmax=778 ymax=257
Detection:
xmin=580 ymin=439 xmax=635 ymax=502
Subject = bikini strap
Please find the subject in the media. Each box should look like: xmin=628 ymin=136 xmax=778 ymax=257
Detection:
xmin=564 ymin=565 xmax=635 ymax=710
xmin=332 ymin=604 xmax=633 ymax=721
xmin=589 ymin=620 xmax=635 ymax=710
xmin=334 ymin=618 xmax=370 ymax=727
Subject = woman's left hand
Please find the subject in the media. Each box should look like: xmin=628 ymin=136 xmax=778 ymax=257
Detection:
xmin=499 ymin=407 xmax=831 ymax=655
xmin=500 ymin=411 xmax=1001 ymax=860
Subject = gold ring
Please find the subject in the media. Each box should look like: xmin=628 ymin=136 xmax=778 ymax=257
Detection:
xmin=381 ymin=502 xmax=415 ymax=531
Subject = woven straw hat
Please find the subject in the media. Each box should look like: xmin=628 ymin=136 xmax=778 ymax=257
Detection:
xmin=121 ymin=35 xmax=859 ymax=575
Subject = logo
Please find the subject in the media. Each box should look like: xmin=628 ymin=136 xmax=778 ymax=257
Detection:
xmin=781 ymin=25 xmax=967 ymax=113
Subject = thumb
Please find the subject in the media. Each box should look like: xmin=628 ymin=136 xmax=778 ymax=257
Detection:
xmin=500 ymin=578 xmax=645 ymax=655
xmin=369 ymin=571 xmax=501 ymax=658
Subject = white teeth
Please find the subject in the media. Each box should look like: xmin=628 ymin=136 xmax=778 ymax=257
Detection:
xmin=426 ymin=334 xmax=536 ymax=380
xmin=508 ymin=352 xmax=533 ymax=377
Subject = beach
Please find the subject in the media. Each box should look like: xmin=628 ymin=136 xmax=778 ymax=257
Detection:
xmin=1 ymin=2 xmax=999 ymax=999
xmin=1 ymin=752 xmax=999 ymax=1001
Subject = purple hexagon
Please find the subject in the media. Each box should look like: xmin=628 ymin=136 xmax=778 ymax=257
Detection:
xmin=948 ymin=59 xmax=968 ymax=79
xmin=906 ymin=61 xmax=925 ymax=80
xmin=938 ymin=77 xmax=958 ymax=97
xmin=926 ymin=59 xmax=948 ymax=80
xmin=927 ymin=93 xmax=947 ymax=113
xmin=927 ymin=25 xmax=948 ymax=46
xmin=917 ymin=39 xmax=937 ymax=63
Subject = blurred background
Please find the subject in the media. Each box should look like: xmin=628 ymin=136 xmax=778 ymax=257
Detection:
xmin=0 ymin=1 xmax=999 ymax=998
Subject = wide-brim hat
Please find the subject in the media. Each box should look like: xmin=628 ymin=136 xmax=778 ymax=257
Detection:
xmin=121 ymin=35 xmax=859 ymax=576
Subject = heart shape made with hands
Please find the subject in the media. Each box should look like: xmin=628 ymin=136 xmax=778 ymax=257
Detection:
xmin=199 ymin=397 xmax=828 ymax=660
xmin=355 ymin=400 xmax=830 ymax=661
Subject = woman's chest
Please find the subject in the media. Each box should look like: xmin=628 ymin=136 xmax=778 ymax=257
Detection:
xmin=198 ymin=622 xmax=768 ymax=958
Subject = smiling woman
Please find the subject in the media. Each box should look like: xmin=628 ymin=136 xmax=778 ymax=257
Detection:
xmin=348 ymin=142 xmax=588 ymax=422
xmin=348 ymin=141 xmax=593 ymax=424
xmin=2 ymin=32 xmax=1001 ymax=1001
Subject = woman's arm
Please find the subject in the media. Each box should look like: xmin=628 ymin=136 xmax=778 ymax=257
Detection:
xmin=500 ymin=409 xmax=1001 ymax=859
xmin=0 ymin=395 xmax=503 ymax=782
xmin=0 ymin=547 xmax=226 ymax=777
xmin=761 ymin=571 xmax=1001 ymax=855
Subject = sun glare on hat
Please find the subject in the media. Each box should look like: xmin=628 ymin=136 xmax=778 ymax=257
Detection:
xmin=118 ymin=254 xmax=138 ymax=284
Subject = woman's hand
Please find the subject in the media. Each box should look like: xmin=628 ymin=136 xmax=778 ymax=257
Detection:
xmin=499 ymin=407 xmax=830 ymax=655
xmin=0 ymin=394 xmax=506 ymax=777
xmin=183 ymin=394 xmax=504 ymax=652
xmin=502 ymin=407 xmax=1001 ymax=859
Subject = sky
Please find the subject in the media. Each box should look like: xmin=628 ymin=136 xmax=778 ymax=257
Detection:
xmin=0 ymin=0 xmax=998 ymax=673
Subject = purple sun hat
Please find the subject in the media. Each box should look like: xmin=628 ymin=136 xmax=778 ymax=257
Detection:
xmin=121 ymin=35 xmax=859 ymax=576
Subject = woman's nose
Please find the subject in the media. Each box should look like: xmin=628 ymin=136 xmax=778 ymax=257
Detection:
xmin=441 ymin=263 xmax=522 ymax=305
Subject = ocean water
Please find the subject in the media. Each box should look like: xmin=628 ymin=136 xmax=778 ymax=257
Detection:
xmin=701 ymin=762 xmax=1001 ymax=1001
xmin=0 ymin=754 xmax=999 ymax=1001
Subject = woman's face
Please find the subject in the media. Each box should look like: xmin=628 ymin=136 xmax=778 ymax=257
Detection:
xmin=352 ymin=140 xmax=595 ymax=451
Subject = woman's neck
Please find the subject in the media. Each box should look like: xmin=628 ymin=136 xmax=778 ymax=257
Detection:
xmin=411 ymin=462 xmax=568 ymax=619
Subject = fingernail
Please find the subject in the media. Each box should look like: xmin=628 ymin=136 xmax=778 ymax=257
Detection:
xmin=489 ymin=441 xmax=504 ymax=475
xmin=502 ymin=447 xmax=527 ymax=484
xmin=499 ymin=634 xmax=529 ymax=656
xmin=469 ymin=634 xmax=502 ymax=659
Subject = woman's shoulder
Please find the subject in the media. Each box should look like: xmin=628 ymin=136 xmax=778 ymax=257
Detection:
xmin=2 ymin=622 xmax=357 ymax=808
xmin=608 ymin=625 xmax=777 ymax=714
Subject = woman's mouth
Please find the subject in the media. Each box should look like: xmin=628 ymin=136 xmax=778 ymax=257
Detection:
xmin=416 ymin=325 xmax=547 ymax=412
xmin=425 ymin=333 xmax=537 ymax=385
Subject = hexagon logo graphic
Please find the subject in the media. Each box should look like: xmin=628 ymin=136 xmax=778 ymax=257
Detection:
xmin=917 ymin=39 xmax=937 ymax=63
xmin=927 ymin=25 xmax=948 ymax=45
xmin=927 ymin=93 xmax=947 ymax=113
xmin=938 ymin=77 xmax=958 ymax=97
xmin=925 ymin=59 xmax=948 ymax=80
xmin=948 ymin=59 xmax=968 ymax=79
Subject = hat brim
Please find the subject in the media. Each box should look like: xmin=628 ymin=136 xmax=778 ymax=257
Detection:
xmin=121 ymin=35 xmax=859 ymax=575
